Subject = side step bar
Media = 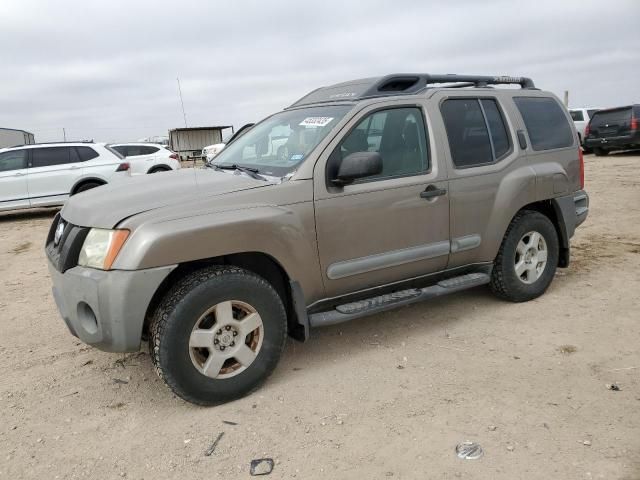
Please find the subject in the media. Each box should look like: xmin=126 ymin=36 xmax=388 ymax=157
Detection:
xmin=309 ymin=272 xmax=490 ymax=328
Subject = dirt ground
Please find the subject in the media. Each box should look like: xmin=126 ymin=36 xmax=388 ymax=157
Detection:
xmin=1 ymin=153 xmax=639 ymax=480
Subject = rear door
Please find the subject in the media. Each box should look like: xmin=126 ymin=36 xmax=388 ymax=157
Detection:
xmin=0 ymin=149 xmax=29 ymax=211
xmin=27 ymin=146 xmax=82 ymax=205
xmin=121 ymin=145 xmax=160 ymax=174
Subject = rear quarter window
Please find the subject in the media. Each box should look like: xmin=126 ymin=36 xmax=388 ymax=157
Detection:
xmin=76 ymin=146 xmax=99 ymax=161
xmin=514 ymin=97 xmax=574 ymax=151
xmin=570 ymin=110 xmax=584 ymax=121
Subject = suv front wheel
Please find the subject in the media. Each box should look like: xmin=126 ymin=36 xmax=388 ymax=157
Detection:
xmin=149 ymin=266 xmax=287 ymax=406
xmin=490 ymin=210 xmax=559 ymax=302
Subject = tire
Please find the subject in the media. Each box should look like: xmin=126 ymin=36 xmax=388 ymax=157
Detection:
xmin=72 ymin=181 xmax=102 ymax=195
xmin=490 ymin=210 xmax=559 ymax=303
xmin=149 ymin=265 xmax=287 ymax=406
xmin=593 ymin=148 xmax=609 ymax=157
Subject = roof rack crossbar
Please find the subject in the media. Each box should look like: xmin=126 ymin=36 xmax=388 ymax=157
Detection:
xmin=360 ymin=73 xmax=535 ymax=98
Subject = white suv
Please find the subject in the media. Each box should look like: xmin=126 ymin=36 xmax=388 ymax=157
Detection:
xmin=0 ymin=142 xmax=130 ymax=213
xmin=569 ymin=107 xmax=602 ymax=150
xmin=109 ymin=143 xmax=181 ymax=175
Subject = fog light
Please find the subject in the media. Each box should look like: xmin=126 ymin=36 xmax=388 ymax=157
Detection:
xmin=77 ymin=302 xmax=98 ymax=335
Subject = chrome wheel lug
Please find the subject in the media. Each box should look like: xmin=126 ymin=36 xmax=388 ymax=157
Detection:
xmin=230 ymin=341 xmax=235 ymax=347
xmin=232 ymin=331 xmax=238 ymax=336
xmin=217 ymin=329 xmax=222 ymax=335
xmin=213 ymin=338 xmax=219 ymax=345
xmin=225 ymin=325 xmax=231 ymax=331
xmin=220 ymin=345 xmax=226 ymax=351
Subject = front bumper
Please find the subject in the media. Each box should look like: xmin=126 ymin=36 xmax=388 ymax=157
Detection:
xmin=48 ymin=262 xmax=176 ymax=352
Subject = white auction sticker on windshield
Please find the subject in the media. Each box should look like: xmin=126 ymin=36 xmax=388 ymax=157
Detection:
xmin=299 ymin=117 xmax=334 ymax=128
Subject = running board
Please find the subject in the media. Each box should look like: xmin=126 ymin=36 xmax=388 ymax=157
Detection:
xmin=309 ymin=272 xmax=490 ymax=328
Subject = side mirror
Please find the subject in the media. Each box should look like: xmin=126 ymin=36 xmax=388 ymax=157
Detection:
xmin=332 ymin=151 xmax=382 ymax=186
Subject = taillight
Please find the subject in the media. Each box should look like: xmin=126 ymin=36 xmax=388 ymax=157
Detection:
xmin=584 ymin=122 xmax=590 ymax=137
xmin=169 ymin=153 xmax=179 ymax=160
xmin=116 ymin=162 xmax=130 ymax=172
xmin=578 ymin=147 xmax=584 ymax=190
xmin=631 ymin=116 xmax=638 ymax=131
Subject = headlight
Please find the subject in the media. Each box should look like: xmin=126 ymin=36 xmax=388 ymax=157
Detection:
xmin=78 ymin=228 xmax=130 ymax=270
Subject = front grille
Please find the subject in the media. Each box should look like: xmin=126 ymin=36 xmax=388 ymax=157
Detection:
xmin=45 ymin=213 xmax=90 ymax=272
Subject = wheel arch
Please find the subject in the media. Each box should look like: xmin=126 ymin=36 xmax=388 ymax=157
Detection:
xmin=143 ymin=251 xmax=309 ymax=343
xmin=70 ymin=177 xmax=107 ymax=195
xmin=513 ymin=199 xmax=571 ymax=268
xmin=147 ymin=164 xmax=172 ymax=174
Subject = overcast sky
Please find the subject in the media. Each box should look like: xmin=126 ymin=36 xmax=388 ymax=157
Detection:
xmin=1 ymin=0 xmax=638 ymax=143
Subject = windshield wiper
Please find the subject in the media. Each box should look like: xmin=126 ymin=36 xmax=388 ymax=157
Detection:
xmin=210 ymin=163 xmax=267 ymax=181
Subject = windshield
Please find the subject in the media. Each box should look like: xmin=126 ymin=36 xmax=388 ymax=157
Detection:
xmin=211 ymin=105 xmax=352 ymax=177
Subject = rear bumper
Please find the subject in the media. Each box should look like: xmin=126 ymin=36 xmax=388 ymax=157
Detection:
xmin=551 ymin=190 xmax=589 ymax=267
xmin=48 ymin=261 xmax=176 ymax=352
xmin=584 ymin=132 xmax=640 ymax=149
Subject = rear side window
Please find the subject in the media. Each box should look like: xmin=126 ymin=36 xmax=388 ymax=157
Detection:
xmin=514 ymin=97 xmax=574 ymax=151
xmin=0 ymin=149 xmax=27 ymax=172
xmin=112 ymin=145 xmax=127 ymax=156
xmin=570 ymin=110 xmax=584 ymax=121
xmin=31 ymin=147 xmax=74 ymax=167
xmin=124 ymin=145 xmax=159 ymax=156
xmin=440 ymin=98 xmax=511 ymax=168
xmin=76 ymin=146 xmax=99 ymax=161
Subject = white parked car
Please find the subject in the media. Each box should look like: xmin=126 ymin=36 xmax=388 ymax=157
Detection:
xmin=569 ymin=107 xmax=602 ymax=150
xmin=0 ymin=142 xmax=130 ymax=212
xmin=109 ymin=143 xmax=181 ymax=175
xmin=202 ymin=143 xmax=226 ymax=162
xmin=201 ymin=123 xmax=255 ymax=162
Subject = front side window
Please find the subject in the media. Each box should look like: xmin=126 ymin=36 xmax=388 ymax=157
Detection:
xmin=332 ymin=107 xmax=429 ymax=181
xmin=211 ymin=105 xmax=352 ymax=178
xmin=0 ymin=149 xmax=27 ymax=172
xmin=441 ymin=98 xmax=511 ymax=168
xmin=514 ymin=97 xmax=574 ymax=151
xmin=31 ymin=147 xmax=73 ymax=168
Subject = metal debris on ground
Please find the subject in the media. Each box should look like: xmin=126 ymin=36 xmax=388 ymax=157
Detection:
xmin=204 ymin=432 xmax=224 ymax=456
xmin=250 ymin=458 xmax=275 ymax=476
xmin=222 ymin=420 xmax=238 ymax=425
xmin=112 ymin=378 xmax=129 ymax=385
xmin=455 ymin=442 xmax=483 ymax=460
xmin=606 ymin=383 xmax=620 ymax=391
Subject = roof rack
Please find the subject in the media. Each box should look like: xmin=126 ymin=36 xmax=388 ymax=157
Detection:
xmin=288 ymin=73 xmax=536 ymax=108
xmin=7 ymin=140 xmax=94 ymax=148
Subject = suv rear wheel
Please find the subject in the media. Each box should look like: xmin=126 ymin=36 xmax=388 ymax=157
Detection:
xmin=149 ymin=265 xmax=287 ymax=406
xmin=593 ymin=147 xmax=609 ymax=157
xmin=490 ymin=210 xmax=559 ymax=302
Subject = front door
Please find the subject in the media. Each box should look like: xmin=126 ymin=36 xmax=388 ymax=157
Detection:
xmin=0 ymin=149 xmax=29 ymax=211
xmin=314 ymin=103 xmax=450 ymax=297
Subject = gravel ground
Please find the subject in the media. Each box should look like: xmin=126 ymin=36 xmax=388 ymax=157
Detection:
xmin=1 ymin=153 xmax=639 ymax=480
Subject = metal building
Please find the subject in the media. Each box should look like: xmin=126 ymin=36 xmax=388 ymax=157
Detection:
xmin=168 ymin=126 xmax=233 ymax=161
xmin=0 ymin=128 xmax=35 ymax=148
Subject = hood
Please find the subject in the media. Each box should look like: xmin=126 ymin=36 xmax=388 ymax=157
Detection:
xmin=61 ymin=168 xmax=273 ymax=228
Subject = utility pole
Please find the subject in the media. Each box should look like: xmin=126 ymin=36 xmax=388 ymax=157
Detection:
xmin=63 ymin=127 xmax=66 ymax=141
xmin=564 ymin=90 xmax=569 ymax=107
xmin=177 ymin=77 xmax=188 ymax=127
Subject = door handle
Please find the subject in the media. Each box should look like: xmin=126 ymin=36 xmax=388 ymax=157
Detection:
xmin=70 ymin=165 xmax=81 ymax=170
xmin=13 ymin=172 xmax=26 ymax=177
xmin=420 ymin=185 xmax=447 ymax=199
xmin=517 ymin=130 xmax=528 ymax=150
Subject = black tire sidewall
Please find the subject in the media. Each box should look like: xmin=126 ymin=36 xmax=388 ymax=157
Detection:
xmin=158 ymin=271 xmax=286 ymax=404
xmin=496 ymin=213 xmax=559 ymax=302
